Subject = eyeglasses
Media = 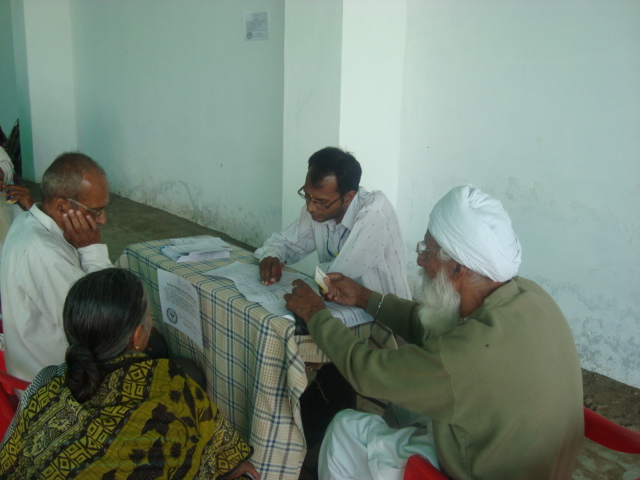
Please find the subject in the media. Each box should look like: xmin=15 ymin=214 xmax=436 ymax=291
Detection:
xmin=67 ymin=198 xmax=105 ymax=218
xmin=416 ymin=241 xmax=441 ymax=256
xmin=297 ymin=186 xmax=345 ymax=209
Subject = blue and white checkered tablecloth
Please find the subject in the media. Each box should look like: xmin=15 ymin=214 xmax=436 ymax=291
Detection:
xmin=116 ymin=236 xmax=378 ymax=480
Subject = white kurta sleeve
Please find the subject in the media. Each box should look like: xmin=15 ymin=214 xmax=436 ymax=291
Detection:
xmin=0 ymin=147 xmax=14 ymax=185
xmin=254 ymin=205 xmax=317 ymax=264
xmin=77 ymin=243 xmax=113 ymax=273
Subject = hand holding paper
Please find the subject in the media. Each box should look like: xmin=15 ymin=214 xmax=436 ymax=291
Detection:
xmin=323 ymin=272 xmax=372 ymax=309
xmin=314 ymin=265 xmax=329 ymax=292
xmin=205 ymin=262 xmax=374 ymax=328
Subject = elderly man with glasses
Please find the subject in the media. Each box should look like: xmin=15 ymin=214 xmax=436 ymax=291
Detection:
xmin=284 ymin=185 xmax=583 ymax=480
xmin=1 ymin=152 xmax=113 ymax=382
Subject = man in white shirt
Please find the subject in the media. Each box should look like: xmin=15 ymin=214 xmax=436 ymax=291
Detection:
xmin=255 ymin=146 xmax=410 ymax=300
xmin=1 ymin=152 xmax=113 ymax=382
xmin=0 ymin=147 xmax=34 ymax=283
xmin=0 ymin=146 xmax=34 ymax=211
xmin=255 ymin=146 xmax=411 ymax=447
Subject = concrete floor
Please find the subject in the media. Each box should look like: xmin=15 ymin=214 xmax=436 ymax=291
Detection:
xmin=26 ymin=182 xmax=637 ymax=480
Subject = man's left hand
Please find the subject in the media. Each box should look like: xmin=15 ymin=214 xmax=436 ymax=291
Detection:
xmin=284 ymin=279 xmax=326 ymax=323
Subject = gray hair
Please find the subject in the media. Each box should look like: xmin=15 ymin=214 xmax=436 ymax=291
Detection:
xmin=41 ymin=152 xmax=106 ymax=202
xmin=438 ymin=248 xmax=493 ymax=289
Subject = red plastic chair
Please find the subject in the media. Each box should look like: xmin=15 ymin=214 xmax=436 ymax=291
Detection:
xmin=0 ymin=318 xmax=30 ymax=439
xmin=404 ymin=407 xmax=640 ymax=480
xmin=0 ymin=368 xmax=29 ymax=439
xmin=404 ymin=454 xmax=447 ymax=480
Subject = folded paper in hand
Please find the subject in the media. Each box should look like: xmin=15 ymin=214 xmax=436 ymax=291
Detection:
xmin=161 ymin=237 xmax=232 ymax=263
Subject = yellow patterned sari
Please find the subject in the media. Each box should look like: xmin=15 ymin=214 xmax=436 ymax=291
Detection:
xmin=0 ymin=354 xmax=252 ymax=479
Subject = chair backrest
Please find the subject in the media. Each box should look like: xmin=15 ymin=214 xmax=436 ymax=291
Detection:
xmin=404 ymin=454 xmax=448 ymax=480
xmin=404 ymin=407 xmax=640 ymax=480
xmin=583 ymin=406 xmax=640 ymax=454
xmin=0 ymin=368 xmax=30 ymax=439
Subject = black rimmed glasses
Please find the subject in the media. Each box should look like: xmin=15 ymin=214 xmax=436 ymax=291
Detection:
xmin=297 ymin=186 xmax=345 ymax=209
xmin=416 ymin=241 xmax=441 ymax=257
xmin=67 ymin=198 xmax=105 ymax=218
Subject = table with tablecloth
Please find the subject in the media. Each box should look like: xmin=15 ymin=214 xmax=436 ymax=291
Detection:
xmin=116 ymin=236 xmax=390 ymax=480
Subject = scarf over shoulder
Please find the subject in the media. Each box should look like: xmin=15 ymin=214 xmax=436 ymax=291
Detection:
xmin=0 ymin=354 xmax=252 ymax=479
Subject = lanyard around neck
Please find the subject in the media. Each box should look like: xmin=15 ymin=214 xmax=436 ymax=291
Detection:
xmin=326 ymin=227 xmax=349 ymax=259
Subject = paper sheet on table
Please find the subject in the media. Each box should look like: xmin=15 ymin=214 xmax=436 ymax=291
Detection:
xmin=157 ymin=269 xmax=203 ymax=350
xmin=205 ymin=262 xmax=314 ymax=300
xmin=204 ymin=262 xmax=373 ymax=327
xmin=170 ymin=237 xmax=230 ymax=251
xmin=204 ymin=261 xmax=275 ymax=284
xmin=176 ymin=251 xmax=229 ymax=263
xmin=161 ymin=237 xmax=231 ymax=262
xmin=235 ymin=272 xmax=315 ymax=302
xmin=280 ymin=302 xmax=373 ymax=328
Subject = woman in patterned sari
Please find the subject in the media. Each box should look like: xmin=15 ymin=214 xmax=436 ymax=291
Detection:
xmin=0 ymin=268 xmax=259 ymax=479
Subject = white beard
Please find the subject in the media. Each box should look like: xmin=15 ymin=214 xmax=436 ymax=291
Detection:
xmin=417 ymin=268 xmax=462 ymax=338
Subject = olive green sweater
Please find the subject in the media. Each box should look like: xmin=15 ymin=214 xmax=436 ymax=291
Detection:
xmin=308 ymin=277 xmax=583 ymax=480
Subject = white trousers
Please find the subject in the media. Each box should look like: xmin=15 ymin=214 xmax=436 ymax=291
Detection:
xmin=318 ymin=409 xmax=439 ymax=480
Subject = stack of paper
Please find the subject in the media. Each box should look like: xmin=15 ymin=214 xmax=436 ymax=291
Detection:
xmin=161 ymin=237 xmax=232 ymax=263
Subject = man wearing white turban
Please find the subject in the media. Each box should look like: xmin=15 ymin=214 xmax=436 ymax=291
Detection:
xmin=284 ymin=185 xmax=584 ymax=480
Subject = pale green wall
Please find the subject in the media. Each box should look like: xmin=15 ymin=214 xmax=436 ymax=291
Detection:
xmin=0 ymin=0 xmax=19 ymax=134
xmin=71 ymin=0 xmax=284 ymax=246
xmin=281 ymin=0 xmax=343 ymax=275
xmin=23 ymin=0 xmax=77 ymax=178
xmin=396 ymin=0 xmax=640 ymax=387
xmin=1 ymin=0 xmax=35 ymax=181
xmin=339 ymin=0 xmax=407 ymax=203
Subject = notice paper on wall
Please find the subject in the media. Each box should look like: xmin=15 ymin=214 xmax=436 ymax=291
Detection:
xmin=157 ymin=269 xmax=203 ymax=351
xmin=243 ymin=11 xmax=269 ymax=41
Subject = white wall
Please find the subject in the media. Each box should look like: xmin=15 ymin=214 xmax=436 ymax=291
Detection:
xmin=70 ymin=0 xmax=284 ymax=247
xmin=396 ymin=0 xmax=640 ymax=387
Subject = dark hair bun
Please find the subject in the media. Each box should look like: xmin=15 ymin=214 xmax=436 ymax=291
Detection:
xmin=65 ymin=344 xmax=103 ymax=403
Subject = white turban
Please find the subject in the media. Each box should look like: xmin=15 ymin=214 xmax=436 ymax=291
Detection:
xmin=428 ymin=185 xmax=522 ymax=282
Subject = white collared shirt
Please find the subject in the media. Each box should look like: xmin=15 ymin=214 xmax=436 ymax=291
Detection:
xmin=0 ymin=147 xmax=17 ymax=283
xmin=255 ymin=187 xmax=411 ymax=299
xmin=0 ymin=147 xmax=14 ymax=184
xmin=0 ymin=204 xmax=113 ymax=381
